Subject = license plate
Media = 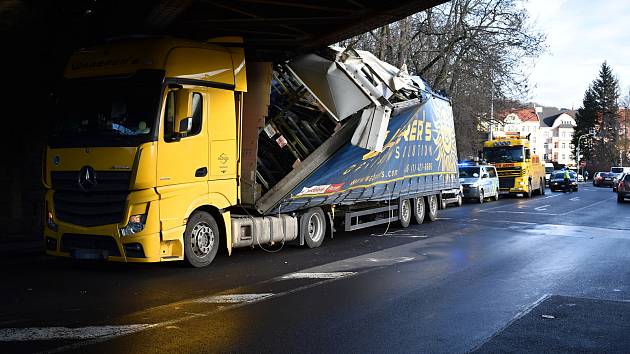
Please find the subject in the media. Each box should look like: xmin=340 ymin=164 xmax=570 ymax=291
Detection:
xmin=500 ymin=191 xmax=510 ymax=195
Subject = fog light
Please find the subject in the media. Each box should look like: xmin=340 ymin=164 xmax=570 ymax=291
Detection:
xmin=46 ymin=211 xmax=58 ymax=231
xmin=45 ymin=237 xmax=57 ymax=251
xmin=120 ymin=214 xmax=146 ymax=237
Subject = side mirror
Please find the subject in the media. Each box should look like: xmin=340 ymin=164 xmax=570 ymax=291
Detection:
xmin=173 ymin=89 xmax=192 ymax=134
xmin=176 ymin=117 xmax=193 ymax=134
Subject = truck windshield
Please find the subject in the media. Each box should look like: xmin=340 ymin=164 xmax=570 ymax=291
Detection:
xmin=483 ymin=146 xmax=524 ymax=163
xmin=611 ymin=167 xmax=624 ymax=173
xmin=545 ymin=166 xmax=554 ymax=174
xmin=49 ymin=71 xmax=164 ymax=148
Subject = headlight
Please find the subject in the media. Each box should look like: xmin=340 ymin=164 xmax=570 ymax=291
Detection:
xmin=519 ymin=181 xmax=525 ymax=186
xmin=45 ymin=202 xmax=57 ymax=231
xmin=120 ymin=214 xmax=146 ymax=236
xmin=46 ymin=210 xmax=58 ymax=231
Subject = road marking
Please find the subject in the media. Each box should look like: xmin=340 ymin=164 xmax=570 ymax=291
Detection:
xmin=193 ymin=293 xmax=274 ymax=304
xmin=281 ymin=272 xmax=356 ymax=280
xmin=534 ymin=204 xmax=550 ymax=211
xmin=561 ymin=196 xmax=615 ymax=215
xmin=569 ymin=197 xmax=580 ymax=201
xmin=543 ymin=194 xmax=561 ymax=199
xmin=0 ymin=324 xmax=156 ymax=342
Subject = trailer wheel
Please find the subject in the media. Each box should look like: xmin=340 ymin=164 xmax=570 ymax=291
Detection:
xmin=398 ymin=199 xmax=411 ymax=228
xmin=301 ymin=207 xmax=326 ymax=248
xmin=183 ymin=211 xmax=220 ymax=268
xmin=425 ymin=195 xmax=438 ymax=222
xmin=412 ymin=197 xmax=425 ymax=224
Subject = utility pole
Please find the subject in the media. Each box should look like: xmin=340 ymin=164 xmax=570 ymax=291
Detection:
xmin=489 ymin=83 xmax=494 ymax=140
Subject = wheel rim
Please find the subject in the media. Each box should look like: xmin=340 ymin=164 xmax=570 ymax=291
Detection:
xmin=401 ymin=200 xmax=410 ymax=222
xmin=416 ymin=198 xmax=424 ymax=216
xmin=191 ymin=222 xmax=215 ymax=258
xmin=307 ymin=213 xmax=324 ymax=242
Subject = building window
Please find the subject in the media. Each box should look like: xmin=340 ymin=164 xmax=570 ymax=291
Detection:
xmin=562 ymin=143 xmax=566 ymax=149
xmin=562 ymin=154 xmax=566 ymax=160
xmin=554 ymin=142 xmax=559 ymax=148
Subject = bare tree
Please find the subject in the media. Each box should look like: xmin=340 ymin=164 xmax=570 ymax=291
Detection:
xmin=341 ymin=0 xmax=546 ymax=157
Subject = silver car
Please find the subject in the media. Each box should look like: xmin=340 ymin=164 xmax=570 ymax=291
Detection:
xmin=458 ymin=165 xmax=500 ymax=204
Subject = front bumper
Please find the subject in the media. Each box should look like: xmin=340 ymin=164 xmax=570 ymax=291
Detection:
xmin=43 ymin=188 xmax=178 ymax=263
xmin=462 ymin=186 xmax=481 ymax=198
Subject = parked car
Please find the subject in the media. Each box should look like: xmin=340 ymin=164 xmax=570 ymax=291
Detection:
xmin=593 ymin=172 xmax=616 ymax=187
xmin=458 ymin=164 xmax=500 ymax=204
xmin=544 ymin=163 xmax=554 ymax=185
xmin=617 ymin=173 xmax=630 ymax=202
xmin=549 ymin=170 xmax=578 ymax=192
xmin=612 ymin=173 xmax=624 ymax=192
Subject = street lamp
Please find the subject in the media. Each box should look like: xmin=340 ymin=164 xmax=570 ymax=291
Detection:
xmin=576 ymin=129 xmax=595 ymax=178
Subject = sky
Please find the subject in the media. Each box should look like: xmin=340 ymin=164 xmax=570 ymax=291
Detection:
xmin=525 ymin=0 xmax=630 ymax=109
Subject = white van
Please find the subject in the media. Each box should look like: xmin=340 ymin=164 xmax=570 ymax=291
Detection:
xmin=544 ymin=163 xmax=554 ymax=185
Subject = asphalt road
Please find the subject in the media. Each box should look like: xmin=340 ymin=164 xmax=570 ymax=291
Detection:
xmin=1 ymin=184 xmax=629 ymax=353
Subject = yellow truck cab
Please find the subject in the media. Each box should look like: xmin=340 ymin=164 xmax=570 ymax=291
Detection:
xmin=43 ymin=37 xmax=246 ymax=266
xmin=482 ymin=134 xmax=546 ymax=197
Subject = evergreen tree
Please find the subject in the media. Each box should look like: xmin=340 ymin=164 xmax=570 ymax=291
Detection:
xmin=574 ymin=62 xmax=620 ymax=169
xmin=572 ymin=86 xmax=597 ymax=161
xmin=592 ymin=62 xmax=620 ymax=166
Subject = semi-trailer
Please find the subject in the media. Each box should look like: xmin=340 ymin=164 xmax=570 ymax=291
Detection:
xmin=43 ymin=37 xmax=460 ymax=267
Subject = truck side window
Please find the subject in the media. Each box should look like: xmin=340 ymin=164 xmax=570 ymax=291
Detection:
xmin=163 ymin=91 xmax=203 ymax=141
xmin=488 ymin=168 xmax=497 ymax=178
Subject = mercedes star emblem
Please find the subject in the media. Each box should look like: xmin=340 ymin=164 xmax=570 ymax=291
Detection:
xmin=78 ymin=166 xmax=97 ymax=191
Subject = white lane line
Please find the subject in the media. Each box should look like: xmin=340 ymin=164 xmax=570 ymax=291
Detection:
xmin=561 ymin=196 xmax=615 ymax=215
xmin=193 ymin=293 xmax=273 ymax=304
xmin=569 ymin=197 xmax=580 ymax=201
xmin=543 ymin=194 xmax=561 ymax=199
xmin=484 ymin=210 xmax=559 ymax=216
xmin=0 ymin=324 xmax=156 ymax=342
xmin=534 ymin=204 xmax=550 ymax=211
xmin=281 ymin=272 xmax=356 ymax=280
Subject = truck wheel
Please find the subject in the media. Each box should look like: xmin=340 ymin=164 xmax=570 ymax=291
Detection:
xmin=540 ymin=179 xmax=545 ymax=195
xmin=478 ymin=190 xmax=484 ymax=204
xmin=412 ymin=197 xmax=425 ymax=224
xmin=183 ymin=211 xmax=220 ymax=268
xmin=493 ymin=189 xmax=500 ymax=201
xmin=425 ymin=195 xmax=438 ymax=222
xmin=618 ymin=193 xmax=624 ymax=203
xmin=398 ymin=199 xmax=411 ymax=228
xmin=457 ymin=194 xmax=463 ymax=207
xmin=301 ymin=207 xmax=326 ymax=248
xmin=525 ymin=182 xmax=532 ymax=198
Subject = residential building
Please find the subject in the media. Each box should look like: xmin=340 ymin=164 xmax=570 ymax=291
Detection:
xmin=491 ymin=106 xmax=576 ymax=167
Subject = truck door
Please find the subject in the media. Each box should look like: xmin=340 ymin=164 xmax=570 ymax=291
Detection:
xmin=156 ymin=87 xmax=209 ymax=232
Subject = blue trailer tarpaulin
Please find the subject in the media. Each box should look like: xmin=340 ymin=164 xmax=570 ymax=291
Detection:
xmin=271 ymin=95 xmax=459 ymax=213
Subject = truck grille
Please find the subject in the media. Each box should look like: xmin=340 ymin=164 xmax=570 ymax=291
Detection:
xmin=52 ymin=171 xmax=130 ymax=227
xmin=499 ymin=178 xmax=515 ymax=190
xmin=496 ymin=167 xmax=522 ymax=177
